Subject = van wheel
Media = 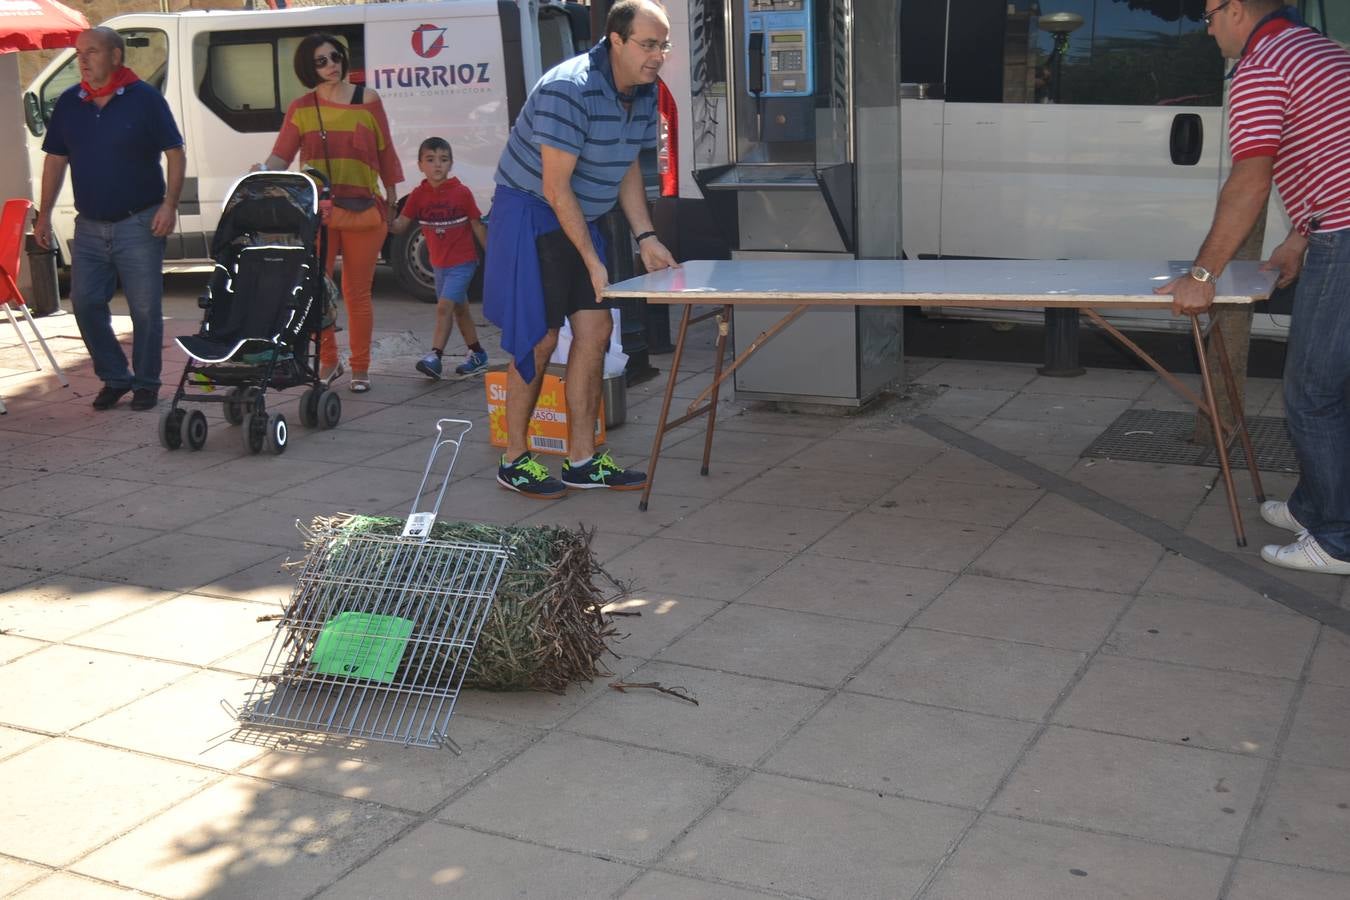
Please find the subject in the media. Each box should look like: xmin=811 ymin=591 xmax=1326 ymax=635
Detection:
xmin=390 ymin=227 xmax=436 ymax=302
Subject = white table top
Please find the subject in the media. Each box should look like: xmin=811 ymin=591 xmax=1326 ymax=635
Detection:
xmin=605 ymin=259 xmax=1277 ymax=309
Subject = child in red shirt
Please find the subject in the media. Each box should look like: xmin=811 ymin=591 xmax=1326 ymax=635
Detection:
xmin=392 ymin=137 xmax=490 ymax=378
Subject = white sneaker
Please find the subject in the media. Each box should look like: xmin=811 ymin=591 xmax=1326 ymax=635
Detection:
xmin=1259 ymin=500 xmax=1306 ymax=535
xmin=1261 ymin=533 xmax=1350 ymax=575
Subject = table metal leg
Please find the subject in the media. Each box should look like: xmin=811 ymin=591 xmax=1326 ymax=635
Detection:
xmin=699 ymin=306 xmax=733 ymax=476
xmin=639 ymin=303 xmax=694 ymax=512
xmin=1192 ymin=315 xmax=1247 ymax=547
xmin=1207 ymin=316 xmax=1266 ymax=504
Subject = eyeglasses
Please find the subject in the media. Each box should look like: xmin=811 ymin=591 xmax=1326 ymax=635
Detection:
xmin=313 ymin=51 xmax=344 ymax=69
xmin=631 ymin=38 xmax=673 ymax=54
xmin=1202 ymin=1 xmax=1231 ymax=25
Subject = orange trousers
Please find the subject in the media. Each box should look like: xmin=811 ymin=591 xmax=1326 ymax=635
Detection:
xmin=320 ymin=222 xmax=387 ymax=374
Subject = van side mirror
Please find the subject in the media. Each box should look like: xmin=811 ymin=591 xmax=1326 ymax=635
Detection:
xmin=23 ymin=92 xmax=45 ymax=137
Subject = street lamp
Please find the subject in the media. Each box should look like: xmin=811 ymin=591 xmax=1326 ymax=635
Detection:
xmin=1036 ymin=11 xmax=1086 ymax=376
xmin=1039 ymin=12 xmax=1085 ymax=104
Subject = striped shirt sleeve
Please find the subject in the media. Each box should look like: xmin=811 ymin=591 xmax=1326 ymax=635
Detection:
xmin=530 ymin=81 xmax=589 ymax=156
xmin=270 ymin=98 xmax=304 ymax=164
xmin=1228 ymin=64 xmax=1289 ymax=161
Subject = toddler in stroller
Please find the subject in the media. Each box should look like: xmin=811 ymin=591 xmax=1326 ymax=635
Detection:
xmin=159 ymin=171 xmax=341 ymax=455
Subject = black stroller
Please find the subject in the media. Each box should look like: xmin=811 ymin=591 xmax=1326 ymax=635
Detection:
xmin=159 ymin=171 xmax=341 ymax=455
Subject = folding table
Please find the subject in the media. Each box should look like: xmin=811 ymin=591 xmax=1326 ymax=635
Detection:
xmin=604 ymin=259 xmax=1278 ymax=546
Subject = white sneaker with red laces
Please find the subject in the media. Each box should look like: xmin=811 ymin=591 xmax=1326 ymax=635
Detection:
xmin=1260 ymin=533 xmax=1350 ymax=575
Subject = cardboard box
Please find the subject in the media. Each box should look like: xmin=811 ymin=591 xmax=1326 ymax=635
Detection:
xmin=485 ymin=366 xmax=605 ymax=457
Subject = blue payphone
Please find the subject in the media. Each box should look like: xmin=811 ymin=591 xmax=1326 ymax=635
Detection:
xmin=744 ymin=0 xmax=815 ymax=142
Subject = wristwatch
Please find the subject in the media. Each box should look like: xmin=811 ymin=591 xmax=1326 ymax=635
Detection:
xmin=1189 ymin=264 xmax=1215 ymax=283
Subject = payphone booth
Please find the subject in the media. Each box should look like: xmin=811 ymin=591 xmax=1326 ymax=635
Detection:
xmin=688 ymin=0 xmax=902 ymax=406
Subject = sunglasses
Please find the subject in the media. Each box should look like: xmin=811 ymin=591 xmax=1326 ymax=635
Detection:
xmin=1201 ymin=0 xmax=1231 ymax=25
xmin=313 ymin=51 xmax=344 ymax=69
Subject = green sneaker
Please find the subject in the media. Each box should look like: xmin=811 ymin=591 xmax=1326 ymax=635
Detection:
xmin=561 ymin=450 xmax=647 ymax=491
xmin=497 ymin=452 xmax=565 ymax=499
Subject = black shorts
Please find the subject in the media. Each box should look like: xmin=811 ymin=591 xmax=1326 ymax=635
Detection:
xmin=535 ymin=227 xmax=613 ymax=329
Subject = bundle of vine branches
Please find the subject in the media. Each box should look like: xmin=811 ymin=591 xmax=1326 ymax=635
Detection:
xmin=292 ymin=514 xmax=625 ymax=692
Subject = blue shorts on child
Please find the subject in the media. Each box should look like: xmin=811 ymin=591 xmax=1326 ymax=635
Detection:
xmin=434 ymin=261 xmax=477 ymax=303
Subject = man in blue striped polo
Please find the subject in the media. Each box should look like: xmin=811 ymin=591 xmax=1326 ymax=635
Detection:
xmin=484 ymin=0 xmax=679 ymax=499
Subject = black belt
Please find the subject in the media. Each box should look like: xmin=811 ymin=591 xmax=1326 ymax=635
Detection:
xmin=91 ymin=202 xmax=162 ymax=224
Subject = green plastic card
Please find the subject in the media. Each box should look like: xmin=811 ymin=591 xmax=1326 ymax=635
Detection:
xmin=311 ymin=611 xmax=414 ymax=683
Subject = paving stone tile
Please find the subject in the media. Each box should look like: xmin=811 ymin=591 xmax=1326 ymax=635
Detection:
xmin=276 ymin=427 xmax=414 ymax=465
xmin=73 ymin=775 xmax=413 ymax=899
xmin=0 ymin=562 xmax=40 ymax=592
xmin=1139 ymin=551 xmax=1290 ymax=611
xmin=1309 ymin=628 xmax=1350 ymax=688
xmin=72 ymin=669 xmax=266 ymax=771
xmin=516 ymin=488 xmax=709 ymax=538
xmin=662 ymin=430 xmax=819 ymax=469
xmin=320 ymin=821 xmax=637 ymax=899
xmin=274 ymin=463 xmax=435 ymax=509
xmin=0 ymin=723 xmax=46 ymax=762
xmin=666 ymin=773 xmax=971 ymax=899
xmin=566 ymin=660 xmax=825 ymax=766
xmin=67 ymin=443 xmax=237 ymax=484
xmin=925 ymin=814 xmax=1229 ymax=900
xmin=0 ymin=401 xmax=102 ymax=436
xmin=1106 ymin=594 xmax=1318 ymax=679
xmin=242 ymin=715 xmax=536 ymax=811
xmin=735 ymin=555 xmax=951 ymax=625
xmin=444 ymin=732 xmax=735 ymax=864
xmin=182 ymin=495 xmax=338 ymax=549
xmin=619 ymin=871 xmax=778 ymax=899
xmin=851 ymin=628 xmax=1084 ymax=720
xmin=0 ymin=858 xmax=47 ymax=896
xmin=452 ymin=679 xmax=607 ymax=730
xmin=70 ymin=594 xmax=275 ymax=666
xmin=782 ymin=437 xmax=941 ymax=481
xmin=0 ymin=473 xmax=144 ymax=518
xmin=993 ymin=726 xmax=1267 ymax=853
xmin=724 ymin=465 xmax=893 ymax=512
xmin=1281 ymin=683 xmax=1350 ymax=770
xmin=604 ymin=538 xmax=790 ymax=601
xmin=810 ymin=511 xmax=1003 ymax=573
xmin=643 ymin=459 xmax=763 ymax=501
xmin=660 ymin=603 xmax=897 ymax=687
xmin=16 ymin=435 xmax=143 ymax=473
xmin=970 ymin=526 xmax=1163 ymax=594
xmin=909 ymin=447 xmax=1041 ymax=490
xmin=970 ymin=418 xmax=1105 ymax=458
xmin=991 ymin=393 xmax=1134 ymax=428
xmin=69 ymin=532 xmax=282 ymax=594
xmin=660 ymin=499 xmax=850 ymax=554
xmin=602 ymin=593 xmax=725 ymax=661
xmin=0 ymin=645 xmax=191 ymax=732
xmin=1066 ymin=457 xmax=1214 ymax=516
xmin=1246 ymin=763 xmax=1350 ymax=871
xmin=67 ymin=484 xmax=253 ymax=532
xmin=417 ymin=473 xmax=533 ymax=527
xmin=194 ymin=552 xmax=296 ymax=606
xmin=765 ymin=692 xmax=1035 ymax=807
xmin=922 ymin=386 xmax=1016 ymax=420
xmin=715 ymin=408 xmax=847 ymax=438
xmin=912 ymin=360 xmax=1038 ymax=391
xmin=914 ymin=573 xmax=1130 ymax=651
xmin=1226 ymin=858 xmax=1350 ymax=900
xmin=1015 ymin=492 xmax=1164 ymax=545
xmin=1023 ymin=368 xmax=1157 ymax=400
xmin=0 ymin=518 xmax=164 ymax=574
xmin=872 ymin=477 xmax=1041 ymax=528
xmin=0 ymin=630 xmax=45 ymax=664
xmin=1052 ymin=655 xmax=1295 ymax=756
xmin=11 ymin=873 xmax=144 ymax=898
xmin=589 ymin=529 xmax=646 ymax=565
xmin=0 ymin=738 xmax=215 ymax=866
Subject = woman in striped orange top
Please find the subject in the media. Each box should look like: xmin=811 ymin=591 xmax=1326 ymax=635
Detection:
xmin=257 ymin=32 xmax=404 ymax=393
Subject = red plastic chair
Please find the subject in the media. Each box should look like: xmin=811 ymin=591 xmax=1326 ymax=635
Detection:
xmin=0 ymin=198 xmax=69 ymax=414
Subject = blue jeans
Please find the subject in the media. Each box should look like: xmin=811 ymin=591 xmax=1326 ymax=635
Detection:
xmin=1283 ymin=227 xmax=1350 ymax=561
xmin=69 ymin=207 xmax=165 ymax=391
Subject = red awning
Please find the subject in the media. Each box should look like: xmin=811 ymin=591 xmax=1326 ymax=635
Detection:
xmin=0 ymin=0 xmax=88 ymax=53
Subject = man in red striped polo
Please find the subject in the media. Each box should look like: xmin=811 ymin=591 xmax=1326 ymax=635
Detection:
xmin=1157 ymin=1 xmax=1350 ymax=574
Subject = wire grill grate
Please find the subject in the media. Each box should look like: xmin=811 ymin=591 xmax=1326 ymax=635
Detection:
xmin=1082 ymin=408 xmax=1298 ymax=473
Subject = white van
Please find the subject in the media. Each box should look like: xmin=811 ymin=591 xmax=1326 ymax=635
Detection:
xmin=654 ymin=0 xmax=1349 ymax=340
xmin=21 ymin=0 xmax=594 ymax=299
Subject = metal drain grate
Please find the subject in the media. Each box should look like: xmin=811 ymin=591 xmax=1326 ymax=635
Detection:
xmin=1083 ymin=408 xmax=1299 ymax=473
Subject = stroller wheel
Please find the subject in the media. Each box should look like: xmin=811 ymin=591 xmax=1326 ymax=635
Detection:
xmin=319 ymin=390 xmax=342 ymax=429
xmin=240 ymin=412 xmax=266 ymax=455
xmin=181 ymin=409 xmax=209 ymax=451
xmin=266 ymin=412 xmax=289 ymax=454
xmin=158 ymin=408 xmax=185 ymax=451
xmin=226 ymin=387 xmax=262 ymax=426
xmin=299 ymin=387 xmax=320 ymax=428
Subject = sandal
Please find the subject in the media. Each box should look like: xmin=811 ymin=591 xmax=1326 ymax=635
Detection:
xmin=349 ymin=374 xmax=371 ymax=393
xmin=320 ymin=361 xmax=346 ymax=386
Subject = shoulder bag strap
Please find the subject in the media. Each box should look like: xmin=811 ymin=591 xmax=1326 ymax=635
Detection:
xmin=311 ymin=92 xmax=333 ymax=179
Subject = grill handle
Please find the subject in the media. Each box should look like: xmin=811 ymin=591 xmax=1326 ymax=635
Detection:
xmin=404 ymin=418 xmax=474 ymax=538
